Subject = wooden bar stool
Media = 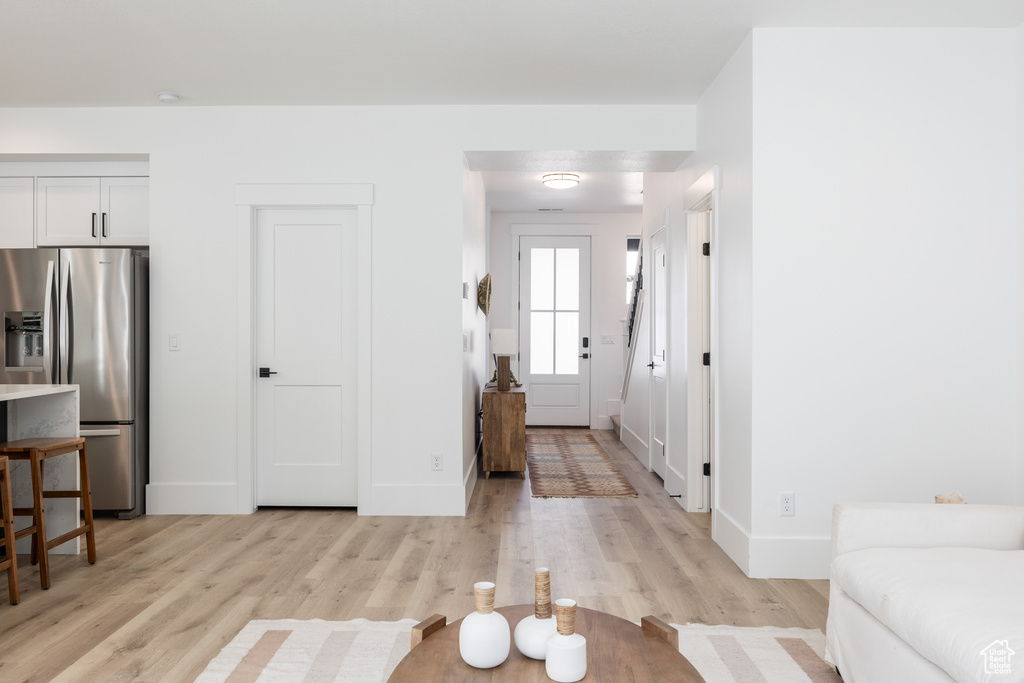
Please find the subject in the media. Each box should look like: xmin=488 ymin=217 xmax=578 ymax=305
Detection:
xmin=0 ymin=437 xmax=97 ymax=590
xmin=0 ymin=455 xmax=19 ymax=604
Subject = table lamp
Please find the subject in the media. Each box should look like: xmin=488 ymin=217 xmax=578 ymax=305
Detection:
xmin=490 ymin=328 xmax=517 ymax=392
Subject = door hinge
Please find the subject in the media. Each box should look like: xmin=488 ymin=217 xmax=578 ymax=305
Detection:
xmin=702 ymin=242 xmax=710 ymax=256
xmin=702 ymin=352 xmax=710 ymax=366
xmin=703 ymin=463 xmax=711 ymax=476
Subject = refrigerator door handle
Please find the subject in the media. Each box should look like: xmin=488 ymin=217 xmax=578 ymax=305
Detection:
xmin=59 ymin=259 xmax=74 ymax=384
xmin=42 ymin=260 xmax=56 ymax=383
xmin=79 ymin=429 xmax=122 ymax=437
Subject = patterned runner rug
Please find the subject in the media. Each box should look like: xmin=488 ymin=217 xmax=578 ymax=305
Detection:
xmin=526 ymin=433 xmax=638 ymax=498
xmin=195 ymin=618 xmax=840 ymax=682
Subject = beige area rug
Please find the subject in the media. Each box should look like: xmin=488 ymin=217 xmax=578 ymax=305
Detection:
xmin=195 ymin=618 xmax=839 ymax=682
xmin=526 ymin=433 xmax=638 ymax=498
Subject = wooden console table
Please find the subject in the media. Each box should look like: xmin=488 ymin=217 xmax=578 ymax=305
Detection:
xmin=481 ymin=386 xmax=526 ymax=479
xmin=389 ymin=604 xmax=706 ymax=682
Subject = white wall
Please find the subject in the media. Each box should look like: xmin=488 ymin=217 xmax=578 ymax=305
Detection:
xmin=488 ymin=212 xmax=642 ymax=430
xmin=0 ymin=105 xmax=694 ymax=516
xmin=1017 ymin=22 xmax=1024 ymax=506
xmin=750 ymin=28 xmax=1018 ymax=577
xmin=462 ymin=163 xmax=488 ymax=508
xmin=683 ymin=34 xmax=756 ymax=573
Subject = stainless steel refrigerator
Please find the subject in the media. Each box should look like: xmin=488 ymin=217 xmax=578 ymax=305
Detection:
xmin=1 ymin=248 xmax=148 ymax=519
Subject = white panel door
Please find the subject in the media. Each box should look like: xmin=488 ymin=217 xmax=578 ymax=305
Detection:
xmin=36 ymin=177 xmax=101 ymax=246
xmin=0 ymin=177 xmax=34 ymax=248
xmin=100 ymin=177 xmax=149 ymax=246
xmin=650 ymin=230 xmax=668 ymax=479
xmin=256 ymin=208 xmax=358 ymax=506
xmin=519 ymin=235 xmax=591 ymax=426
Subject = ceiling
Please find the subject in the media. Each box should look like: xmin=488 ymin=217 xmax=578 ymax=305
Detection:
xmin=468 ymin=151 xmax=691 ymax=213
xmin=1 ymin=1 xmax=1021 ymax=108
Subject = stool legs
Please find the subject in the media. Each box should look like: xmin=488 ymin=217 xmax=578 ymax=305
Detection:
xmin=28 ymin=449 xmax=50 ymax=590
xmin=0 ymin=456 xmax=19 ymax=604
xmin=78 ymin=444 xmax=96 ymax=564
xmin=0 ymin=437 xmax=96 ymax=594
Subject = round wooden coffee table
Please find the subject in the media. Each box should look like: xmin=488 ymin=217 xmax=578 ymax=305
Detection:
xmin=388 ymin=604 xmax=706 ymax=682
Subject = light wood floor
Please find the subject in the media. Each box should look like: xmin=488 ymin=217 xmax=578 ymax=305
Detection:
xmin=0 ymin=429 xmax=828 ymax=682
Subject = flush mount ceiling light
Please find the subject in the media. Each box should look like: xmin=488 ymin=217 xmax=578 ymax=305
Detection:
xmin=156 ymin=91 xmax=181 ymax=104
xmin=542 ymin=173 xmax=579 ymax=189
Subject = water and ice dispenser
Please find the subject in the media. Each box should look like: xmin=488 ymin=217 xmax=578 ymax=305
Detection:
xmin=4 ymin=311 xmax=43 ymax=368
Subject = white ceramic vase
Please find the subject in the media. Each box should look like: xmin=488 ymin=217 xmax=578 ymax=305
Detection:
xmin=459 ymin=581 xmax=510 ymax=669
xmin=514 ymin=567 xmax=558 ymax=659
xmin=545 ymin=599 xmax=587 ymax=683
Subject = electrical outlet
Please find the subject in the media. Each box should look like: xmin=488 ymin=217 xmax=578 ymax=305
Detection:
xmin=780 ymin=492 xmax=795 ymax=517
xmin=431 ymin=454 xmax=443 ymax=471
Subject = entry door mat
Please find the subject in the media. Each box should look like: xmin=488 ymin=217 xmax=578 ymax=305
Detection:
xmin=526 ymin=433 xmax=638 ymax=498
xmin=195 ymin=618 xmax=839 ymax=682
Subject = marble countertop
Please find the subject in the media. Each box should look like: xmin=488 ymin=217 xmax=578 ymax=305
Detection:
xmin=0 ymin=384 xmax=78 ymax=402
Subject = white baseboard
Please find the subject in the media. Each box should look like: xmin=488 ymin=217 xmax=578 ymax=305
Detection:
xmin=594 ymin=415 xmax=614 ymax=430
xmin=620 ymin=424 xmax=649 ymax=468
xmin=368 ymin=484 xmax=470 ymax=516
xmin=748 ymin=535 xmax=831 ymax=580
xmin=146 ymin=483 xmax=239 ymax=515
xmin=712 ymin=507 xmax=831 ymax=579
xmin=712 ymin=507 xmax=751 ymax=575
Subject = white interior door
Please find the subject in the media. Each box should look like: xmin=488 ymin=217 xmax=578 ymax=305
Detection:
xmin=650 ymin=230 xmax=668 ymax=479
xmin=686 ymin=207 xmax=713 ymax=512
xmin=256 ymin=208 xmax=358 ymax=506
xmin=519 ymin=235 xmax=591 ymax=426
xmin=698 ymin=210 xmax=713 ymax=511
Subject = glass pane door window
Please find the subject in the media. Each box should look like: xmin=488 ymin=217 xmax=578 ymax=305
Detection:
xmin=529 ymin=247 xmax=580 ymax=376
xmin=518 ymin=234 xmax=591 ymax=427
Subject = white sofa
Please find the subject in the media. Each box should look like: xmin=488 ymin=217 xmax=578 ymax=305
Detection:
xmin=826 ymin=502 xmax=1024 ymax=683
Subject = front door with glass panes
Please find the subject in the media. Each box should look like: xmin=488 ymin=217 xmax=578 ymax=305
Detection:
xmin=519 ymin=235 xmax=591 ymax=426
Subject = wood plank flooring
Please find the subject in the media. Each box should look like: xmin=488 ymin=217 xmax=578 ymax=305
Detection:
xmin=0 ymin=429 xmax=828 ymax=682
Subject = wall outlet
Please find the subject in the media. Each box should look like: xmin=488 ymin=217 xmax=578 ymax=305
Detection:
xmin=431 ymin=454 xmax=443 ymax=471
xmin=780 ymin=492 xmax=795 ymax=517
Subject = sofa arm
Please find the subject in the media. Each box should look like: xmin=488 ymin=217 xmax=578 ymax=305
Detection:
xmin=831 ymin=502 xmax=1024 ymax=559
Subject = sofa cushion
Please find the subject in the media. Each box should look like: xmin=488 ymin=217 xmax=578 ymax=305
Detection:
xmin=833 ymin=547 xmax=1024 ymax=683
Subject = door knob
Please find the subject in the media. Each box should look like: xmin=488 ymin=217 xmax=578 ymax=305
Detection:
xmin=647 ymin=362 xmax=655 ymax=368
xmin=259 ymin=367 xmax=277 ymax=378
xmin=579 ymin=353 xmax=589 ymax=359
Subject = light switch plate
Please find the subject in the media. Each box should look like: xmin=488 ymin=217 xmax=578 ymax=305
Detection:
xmin=169 ymin=333 xmax=181 ymax=351
xmin=601 ymin=335 xmax=615 ymax=345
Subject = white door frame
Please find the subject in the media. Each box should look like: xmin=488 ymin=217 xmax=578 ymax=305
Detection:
xmin=649 ymin=226 xmax=668 ymax=478
xmin=511 ymin=224 xmax=600 ymax=428
xmin=684 ymin=168 xmax=719 ymax=515
xmin=235 ymin=183 xmax=373 ymax=515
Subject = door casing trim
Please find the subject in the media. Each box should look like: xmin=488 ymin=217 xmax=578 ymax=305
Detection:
xmin=512 ymin=224 xmax=599 ymax=428
xmin=235 ymin=183 xmax=373 ymax=515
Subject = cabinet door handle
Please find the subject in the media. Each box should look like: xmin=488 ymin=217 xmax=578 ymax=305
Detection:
xmin=92 ymin=212 xmax=98 ymax=238
xmin=102 ymin=212 xmax=108 ymax=238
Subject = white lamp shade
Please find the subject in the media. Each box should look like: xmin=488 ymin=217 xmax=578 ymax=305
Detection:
xmin=491 ymin=329 xmax=517 ymax=356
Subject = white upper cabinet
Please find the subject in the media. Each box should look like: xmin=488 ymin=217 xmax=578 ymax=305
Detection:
xmin=0 ymin=177 xmax=35 ymax=248
xmin=37 ymin=177 xmax=149 ymax=247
